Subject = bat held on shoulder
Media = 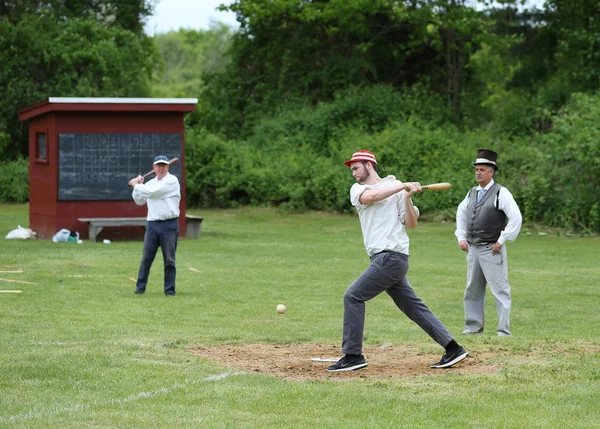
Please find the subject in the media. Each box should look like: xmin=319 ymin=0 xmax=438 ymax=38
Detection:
xmin=128 ymin=157 xmax=179 ymax=186
xmin=403 ymin=182 xmax=451 ymax=192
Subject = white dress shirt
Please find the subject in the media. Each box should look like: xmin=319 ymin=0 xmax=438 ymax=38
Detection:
xmin=132 ymin=173 xmax=181 ymax=221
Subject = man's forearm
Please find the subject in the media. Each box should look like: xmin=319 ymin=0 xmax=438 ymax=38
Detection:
xmin=404 ymin=197 xmax=418 ymax=228
xmin=360 ymin=182 xmax=405 ymax=204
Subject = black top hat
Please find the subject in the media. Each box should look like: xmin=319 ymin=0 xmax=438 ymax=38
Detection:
xmin=472 ymin=149 xmax=498 ymax=170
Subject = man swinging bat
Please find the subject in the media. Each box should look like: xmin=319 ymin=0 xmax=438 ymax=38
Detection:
xmin=326 ymin=150 xmax=468 ymax=372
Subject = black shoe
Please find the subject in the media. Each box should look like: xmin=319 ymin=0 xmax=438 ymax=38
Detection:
xmin=326 ymin=354 xmax=368 ymax=372
xmin=134 ymin=290 xmax=145 ymax=295
xmin=430 ymin=346 xmax=469 ymax=368
xmin=165 ymin=292 xmax=176 ymax=296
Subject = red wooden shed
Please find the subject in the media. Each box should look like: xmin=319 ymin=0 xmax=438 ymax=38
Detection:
xmin=18 ymin=97 xmax=197 ymax=240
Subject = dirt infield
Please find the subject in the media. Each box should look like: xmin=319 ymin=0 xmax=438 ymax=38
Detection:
xmin=187 ymin=343 xmax=503 ymax=381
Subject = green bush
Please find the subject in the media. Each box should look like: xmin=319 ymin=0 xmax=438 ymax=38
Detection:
xmin=514 ymin=92 xmax=600 ymax=232
xmin=184 ymin=119 xmax=499 ymax=215
xmin=0 ymin=158 xmax=29 ymax=203
xmin=0 ymin=129 xmax=9 ymax=156
xmin=183 ymin=90 xmax=599 ymax=233
xmin=250 ymin=85 xmax=453 ymax=158
xmin=185 ymin=127 xmax=349 ymax=211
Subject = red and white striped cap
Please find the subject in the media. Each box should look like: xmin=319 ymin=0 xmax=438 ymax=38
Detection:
xmin=344 ymin=150 xmax=377 ymax=167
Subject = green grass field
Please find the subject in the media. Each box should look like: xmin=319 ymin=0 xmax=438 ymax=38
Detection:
xmin=1 ymin=204 xmax=599 ymax=428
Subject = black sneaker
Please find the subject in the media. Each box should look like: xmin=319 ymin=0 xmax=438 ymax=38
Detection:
xmin=326 ymin=354 xmax=368 ymax=372
xmin=430 ymin=346 xmax=469 ymax=369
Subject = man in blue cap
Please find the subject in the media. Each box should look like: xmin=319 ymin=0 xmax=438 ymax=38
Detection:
xmin=129 ymin=155 xmax=181 ymax=296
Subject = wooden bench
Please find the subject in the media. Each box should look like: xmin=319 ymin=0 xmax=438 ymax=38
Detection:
xmin=78 ymin=215 xmax=203 ymax=242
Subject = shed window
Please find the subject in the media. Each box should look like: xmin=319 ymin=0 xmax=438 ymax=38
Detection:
xmin=36 ymin=133 xmax=47 ymax=162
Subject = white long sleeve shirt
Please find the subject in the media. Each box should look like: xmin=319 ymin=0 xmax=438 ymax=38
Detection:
xmin=132 ymin=173 xmax=181 ymax=221
xmin=455 ymin=179 xmax=522 ymax=245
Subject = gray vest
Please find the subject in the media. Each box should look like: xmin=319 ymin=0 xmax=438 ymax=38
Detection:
xmin=466 ymin=183 xmax=507 ymax=245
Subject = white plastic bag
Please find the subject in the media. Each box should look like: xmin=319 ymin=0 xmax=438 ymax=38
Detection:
xmin=52 ymin=228 xmax=71 ymax=243
xmin=52 ymin=229 xmax=80 ymax=243
xmin=5 ymin=225 xmax=37 ymax=239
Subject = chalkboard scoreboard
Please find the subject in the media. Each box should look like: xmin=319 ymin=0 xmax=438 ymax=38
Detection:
xmin=58 ymin=133 xmax=182 ymax=201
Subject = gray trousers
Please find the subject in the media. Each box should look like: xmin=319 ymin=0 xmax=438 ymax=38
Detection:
xmin=342 ymin=251 xmax=454 ymax=355
xmin=464 ymin=244 xmax=511 ymax=336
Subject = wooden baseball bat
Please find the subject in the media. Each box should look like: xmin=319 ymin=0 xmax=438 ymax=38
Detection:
xmin=129 ymin=157 xmax=179 ymax=186
xmin=403 ymin=182 xmax=451 ymax=191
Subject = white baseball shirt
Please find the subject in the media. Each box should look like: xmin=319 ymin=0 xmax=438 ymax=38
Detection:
xmin=350 ymin=175 xmax=418 ymax=257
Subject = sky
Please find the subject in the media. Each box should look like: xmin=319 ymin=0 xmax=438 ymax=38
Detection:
xmin=144 ymin=0 xmax=239 ymax=36
xmin=144 ymin=0 xmax=545 ymax=36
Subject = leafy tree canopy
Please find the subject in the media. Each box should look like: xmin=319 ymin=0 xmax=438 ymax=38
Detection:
xmin=198 ymin=0 xmax=521 ymax=137
xmin=152 ymin=23 xmax=233 ymax=99
xmin=0 ymin=12 xmax=160 ymax=157
xmin=0 ymin=0 xmax=154 ymax=33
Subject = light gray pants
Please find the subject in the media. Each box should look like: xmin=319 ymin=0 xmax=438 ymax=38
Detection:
xmin=464 ymin=244 xmax=511 ymax=336
xmin=342 ymin=251 xmax=454 ymax=355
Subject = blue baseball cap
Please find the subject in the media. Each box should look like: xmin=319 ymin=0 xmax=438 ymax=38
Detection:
xmin=153 ymin=155 xmax=170 ymax=165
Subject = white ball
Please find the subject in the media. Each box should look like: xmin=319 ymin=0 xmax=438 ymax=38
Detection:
xmin=276 ymin=304 xmax=286 ymax=314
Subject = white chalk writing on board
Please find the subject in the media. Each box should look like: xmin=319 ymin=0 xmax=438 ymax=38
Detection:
xmin=58 ymin=133 xmax=182 ymax=201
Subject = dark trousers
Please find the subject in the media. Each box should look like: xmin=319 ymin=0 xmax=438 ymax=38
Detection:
xmin=136 ymin=218 xmax=179 ymax=295
xmin=342 ymin=251 xmax=453 ymax=355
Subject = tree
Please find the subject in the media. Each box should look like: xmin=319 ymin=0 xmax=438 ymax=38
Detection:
xmin=0 ymin=0 xmax=154 ymax=34
xmin=199 ymin=0 xmax=508 ymax=137
xmin=0 ymin=14 xmax=161 ymax=157
xmin=543 ymin=0 xmax=600 ymax=94
xmin=152 ymin=24 xmax=233 ymax=99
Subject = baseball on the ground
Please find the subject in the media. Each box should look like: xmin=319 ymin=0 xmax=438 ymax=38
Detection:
xmin=276 ymin=304 xmax=287 ymax=314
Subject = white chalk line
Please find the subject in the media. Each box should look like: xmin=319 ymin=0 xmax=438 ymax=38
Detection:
xmin=128 ymin=358 xmax=188 ymax=366
xmin=0 ymin=371 xmax=242 ymax=423
xmin=12 ymin=340 xmax=170 ymax=348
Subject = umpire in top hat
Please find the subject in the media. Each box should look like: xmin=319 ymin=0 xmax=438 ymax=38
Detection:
xmin=454 ymin=149 xmax=522 ymax=336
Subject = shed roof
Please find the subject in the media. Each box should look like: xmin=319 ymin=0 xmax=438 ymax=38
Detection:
xmin=19 ymin=97 xmax=198 ymax=121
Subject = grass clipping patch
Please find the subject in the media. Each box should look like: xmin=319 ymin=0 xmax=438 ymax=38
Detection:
xmin=188 ymin=343 xmax=501 ymax=381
